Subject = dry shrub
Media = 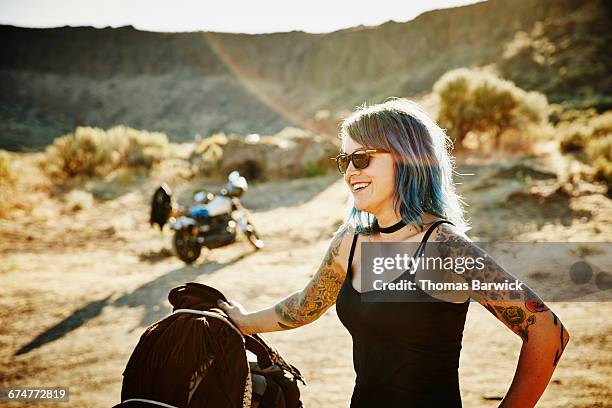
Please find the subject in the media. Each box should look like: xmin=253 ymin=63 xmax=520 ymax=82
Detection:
xmin=0 ymin=149 xmax=14 ymax=185
xmin=550 ymin=106 xmax=598 ymax=126
xmin=65 ymin=189 xmax=94 ymax=211
xmin=0 ymin=150 xmax=16 ymax=215
xmin=43 ymin=125 xmax=169 ymax=179
xmin=44 ymin=127 xmax=113 ymax=178
xmin=193 ymin=132 xmax=228 ymax=155
xmin=0 ymin=151 xmax=45 ymax=219
xmin=586 ymin=136 xmax=612 ymax=187
xmin=558 ymin=111 xmax=612 ymax=154
xmin=592 ymin=157 xmax=612 ymax=188
xmin=106 ymin=125 xmax=169 ymax=169
xmin=585 ymin=135 xmax=612 ymax=161
xmin=588 ymin=111 xmax=612 ymax=138
xmin=559 ymin=123 xmax=591 ymax=152
xmin=557 ymin=110 xmax=612 ymax=191
xmin=434 ymin=68 xmax=549 ymax=151
xmin=189 ymin=132 xmax=228 ymax=176
xmin=499 ymin=123 xmax=554 ymax=153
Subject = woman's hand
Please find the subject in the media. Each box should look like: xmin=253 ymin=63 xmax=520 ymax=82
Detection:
xmin=217 ymin=299 xmax=254 ymax=336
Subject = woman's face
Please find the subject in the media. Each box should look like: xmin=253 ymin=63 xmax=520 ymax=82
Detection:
xmin=342 ymin=136 xmax=396 ymax=215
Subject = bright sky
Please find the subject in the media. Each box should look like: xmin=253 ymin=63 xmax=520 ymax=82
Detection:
xmin=0 ymin=0 xmax=483 ymax=34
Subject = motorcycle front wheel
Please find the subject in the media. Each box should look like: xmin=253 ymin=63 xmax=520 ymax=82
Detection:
xmin=244 ymin=223 xmax=264 ymax=250
xmin=173 ymin=228 xmax=202 ymax=264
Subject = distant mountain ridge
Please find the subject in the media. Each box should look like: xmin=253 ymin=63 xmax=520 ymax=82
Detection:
xmin=1 ymin=0 xmax=609 ymax=150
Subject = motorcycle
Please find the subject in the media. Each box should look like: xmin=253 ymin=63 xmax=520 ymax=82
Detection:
xmin=150 ymin=171 xmax=264 ymax=264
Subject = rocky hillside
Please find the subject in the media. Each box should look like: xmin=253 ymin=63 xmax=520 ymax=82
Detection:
xmin=1 ymin=0 xmax=609 ymax=150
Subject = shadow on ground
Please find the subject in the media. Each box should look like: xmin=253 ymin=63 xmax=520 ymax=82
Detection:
xmin=15 ymin=295 xmax=112 ymax=355
xmin=15 ymin=250 xmax=251 ymax=356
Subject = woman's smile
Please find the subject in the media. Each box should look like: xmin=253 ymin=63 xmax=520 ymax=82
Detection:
xmin=351 ymin=181 xmax=371 ymax=193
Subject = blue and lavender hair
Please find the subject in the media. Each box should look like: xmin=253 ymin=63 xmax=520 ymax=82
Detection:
xmin=338 ymin=98 xmax=469 ymax=235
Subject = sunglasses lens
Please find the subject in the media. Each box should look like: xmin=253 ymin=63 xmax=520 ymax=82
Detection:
xmin=352 ymin=151 xmax=370 ymax=169
xmin=337 ymin=155 xmax=349 ymax=173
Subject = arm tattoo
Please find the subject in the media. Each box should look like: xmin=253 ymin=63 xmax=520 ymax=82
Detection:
xmin=493 ymin=305 xmax=537 ymax=341
xmin=434 ymin=223 xmax=529 ymax=303
xmin=551 ymin=312 xmax=568 ymax=367
xmin=435 ymin=224 xmax=569 ymax=363
xmin=274 ymin=225 xmax=348 ymax=329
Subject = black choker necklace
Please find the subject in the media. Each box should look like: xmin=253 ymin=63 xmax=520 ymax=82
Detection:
xmin=376 ymin=219 xmax=407 ymax=234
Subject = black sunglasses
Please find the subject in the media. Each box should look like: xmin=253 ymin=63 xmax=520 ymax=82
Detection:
xmin=330 ymin=148 xmax=388 ymax=174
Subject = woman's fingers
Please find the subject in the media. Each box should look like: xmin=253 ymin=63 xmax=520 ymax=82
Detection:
xmin=227 ymin=300 xmax=244 ymax=311
xmin=217 ymin=299 xmax=245 ymax=316
xmin=217 ymin=299 xmax=250 ymax=335
xmin=218 ymin=299 xmax=244 ymax=312
xmin=217 ymin=299 xmax=229 ymax=310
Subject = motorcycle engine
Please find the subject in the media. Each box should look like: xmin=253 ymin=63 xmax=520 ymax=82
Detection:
xmin=198 ymin=215 xmax=236 ymax=249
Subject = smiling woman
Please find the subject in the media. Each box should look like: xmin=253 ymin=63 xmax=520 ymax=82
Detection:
xmin=219 ymin=97 xmax=569 ymax=408
xmin=338 ymin=98 xmax=468 ymax=234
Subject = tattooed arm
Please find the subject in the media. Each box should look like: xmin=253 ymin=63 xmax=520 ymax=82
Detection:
xmin=433 ymin=223 xmax=570 ymax=408
xmin=219 ymin=224 xmax=351 ymax=335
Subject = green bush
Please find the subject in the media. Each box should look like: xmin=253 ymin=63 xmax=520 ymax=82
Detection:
xmin=434 ymin=68 xmax=549 ymax=150
xmin=43 ymin=126 xmax=169 ymax=179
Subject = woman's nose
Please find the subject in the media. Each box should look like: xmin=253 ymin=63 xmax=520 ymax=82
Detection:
xmin=344 ymin=160 xmax=360 ymax=181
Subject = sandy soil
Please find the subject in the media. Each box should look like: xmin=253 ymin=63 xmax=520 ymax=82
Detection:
xmin=1 ymin=150 xmax=611 ymax=407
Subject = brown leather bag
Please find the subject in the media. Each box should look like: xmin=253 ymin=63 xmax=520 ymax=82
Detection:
xmin=116 ymin=282 xmax=305 ymax=408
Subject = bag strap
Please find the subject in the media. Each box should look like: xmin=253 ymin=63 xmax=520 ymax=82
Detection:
xmin=245 ymin=334 xmax=306 ymax=385
xmin=172 ymin=306 xmax=306 ymax=385
xmin=245 ymin=335 xmax=273 ymax=368
xmin=121 ymin=398 xmax=178 ymax=408
xmin=172 ymin=309 xmax=244 ymax=341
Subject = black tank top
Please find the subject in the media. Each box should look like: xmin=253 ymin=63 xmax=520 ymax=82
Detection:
xmin=336 ymin=220 xmax=469 ymax=408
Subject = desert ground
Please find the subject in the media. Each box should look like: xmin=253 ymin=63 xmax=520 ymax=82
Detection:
xmin=1 ymin=147 xmax=611 ymax=407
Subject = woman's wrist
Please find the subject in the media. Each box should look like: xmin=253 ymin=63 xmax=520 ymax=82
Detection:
xmin=222 ymin=302 xmax=294 ymax=335
xmin=249 ymin=305 xmax=290 ymax=334
xmin=241 ymin=312 xmax=261 ymax=335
